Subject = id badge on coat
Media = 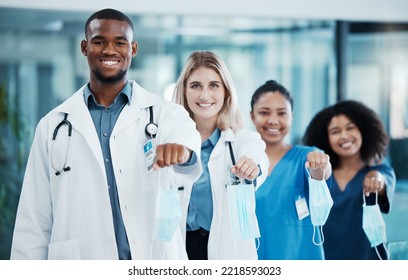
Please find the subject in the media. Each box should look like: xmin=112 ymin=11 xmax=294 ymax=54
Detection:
xmin=143 ymin=139 xmax=156 ymax=172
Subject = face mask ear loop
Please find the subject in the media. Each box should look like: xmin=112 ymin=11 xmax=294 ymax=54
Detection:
xmin=312 ymin=226 xmax=324 ymax=246
xmin=305 ymin=165 xmax=326 ymax=181
xmin=307 ymin=165 xmax=325 ymax=246
xmin=363 ymin=189 xmax=379 ymax=202
xmin=372 ymin=192 xmax=388 ymax=260
xmin=363 ymin=191 xmax=388 ymax=260
xmin=375 ymin=247 xmax=382 ymax=260
xmin=235 ymin=238 xmax=261 ymax=258
xmin=255 ymin=237 xmax=260 ymax=251
xmin=376 ymin=190 xmax=388 ymax=260
xmin=305 ymin=166 xmax=311 ymax=178
xmin=319 ymin=226 xmax=325 ymax=245
xmin=374 ymin=241 xmax=389 ymax=260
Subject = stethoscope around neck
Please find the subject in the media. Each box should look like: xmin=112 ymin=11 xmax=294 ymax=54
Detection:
xmin=51 ymin=106 xmax=158 ymax=176
xmin=51 ymin=113 xmax=72 ymax=176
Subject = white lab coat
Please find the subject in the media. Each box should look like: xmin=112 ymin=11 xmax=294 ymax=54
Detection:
xmin=180 ymin=128 xmax=269 ymax=259
xmin=10 ymin=81 xmax=202 ymax=260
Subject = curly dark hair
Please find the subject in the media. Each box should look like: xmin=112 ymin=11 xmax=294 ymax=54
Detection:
xmin=302 ymin=100 xmax=389 ymax=169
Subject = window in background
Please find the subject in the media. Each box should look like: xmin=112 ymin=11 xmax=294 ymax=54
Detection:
xmin=347 ymin=23 xmax=408 ymax=180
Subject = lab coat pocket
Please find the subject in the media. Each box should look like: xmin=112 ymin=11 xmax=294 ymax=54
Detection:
xmin=48 ymin=239 xmax=81 ymax=260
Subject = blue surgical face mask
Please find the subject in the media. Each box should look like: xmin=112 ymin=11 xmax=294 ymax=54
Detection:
xmin=362 ymin=192 xmax=388 ymax=259
xmin=227 ymin=181 xmax=260 ymax=241
xmin=307 ymin=168 xmax=333 ymax=245
xmin=152 ymin=186 xmax=182 ymax=242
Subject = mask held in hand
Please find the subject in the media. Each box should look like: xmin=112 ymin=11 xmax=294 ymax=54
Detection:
xmin=227 ymin=181 xmax=260 ymax=240
xmin=362 ymin=192 xmax=389 ymax=260
xmin=307 ymin=168 xmax=333 ymax=245
xmin=153 ymin=186 xmax=182 ymax=242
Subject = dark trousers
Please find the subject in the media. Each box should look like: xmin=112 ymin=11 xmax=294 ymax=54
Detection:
xmin=186 ymin=229 xmax=209 ymax=260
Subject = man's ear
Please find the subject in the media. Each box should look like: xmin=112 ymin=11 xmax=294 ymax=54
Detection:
xmin=132 ymin=41 xmax=138 ymax=57
xmin=81 ymin=40 xmax=88 ymax=56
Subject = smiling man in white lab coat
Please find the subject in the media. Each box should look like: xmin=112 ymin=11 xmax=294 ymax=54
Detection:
xmin=10 ymin=8 xmax=202 ymax=260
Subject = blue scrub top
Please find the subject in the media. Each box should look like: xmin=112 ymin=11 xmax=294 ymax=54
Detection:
xmin=256 ymin=145 xmax=330 ymax=260
xmin=323 ymin=163 xmax=396 ymax=260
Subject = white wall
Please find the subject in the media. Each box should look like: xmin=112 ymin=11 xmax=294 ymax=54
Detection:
xmin=0 ymin=0 xmax=408 ymax=22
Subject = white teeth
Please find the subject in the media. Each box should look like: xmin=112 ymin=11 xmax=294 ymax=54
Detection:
xmin=266 ymin=128 xmax=279 ymax=133
xmin=102 ymin=60 xmax=118 ymax=66
xmin=340 ymin=142 xmax=352 ymax=148
xmin=198 ymin=103 xmax=212 ymax=107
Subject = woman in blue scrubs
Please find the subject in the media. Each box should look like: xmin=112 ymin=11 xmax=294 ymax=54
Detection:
xmin=302 ymin=100 xmax=396 ymax=259
xmin=250 ymin=80 xmax=332 ymax=259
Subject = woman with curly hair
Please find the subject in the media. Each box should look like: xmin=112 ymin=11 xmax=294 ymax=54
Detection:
xmin=303 ymin=100 xmax=396 ymax=259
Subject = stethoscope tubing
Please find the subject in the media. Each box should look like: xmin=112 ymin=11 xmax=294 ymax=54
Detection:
xmin=51 ymin=113 xmax=72 ymax=176
xmin=51 ymin=106 xmax=157 ymax=176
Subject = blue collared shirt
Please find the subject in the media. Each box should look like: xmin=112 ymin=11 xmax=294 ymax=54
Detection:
xmin=84 ymin=82 xmax=132 ymax=260
xmin=186 ymin=128 xmax=221 ymax=232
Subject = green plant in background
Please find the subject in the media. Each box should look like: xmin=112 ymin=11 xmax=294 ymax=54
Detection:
xmin=0 ymin=83 xmax=29 ymax=259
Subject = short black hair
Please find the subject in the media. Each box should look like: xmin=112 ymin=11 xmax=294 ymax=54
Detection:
xmin=302 ymin=100 xmax=389 ymax=168
xmin=84 ymin=8 xmax=134 ymax=36
xmin=250 ymin=80 xmax=294 ymax=112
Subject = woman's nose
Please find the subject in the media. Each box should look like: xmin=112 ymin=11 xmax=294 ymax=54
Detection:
xmin=340 ymin=129 xmax=348 ymax=139
xmin=267 ymin=116 xmax=278 ymax=124
xmin=199 ymin=88 xmax=210 ymax=99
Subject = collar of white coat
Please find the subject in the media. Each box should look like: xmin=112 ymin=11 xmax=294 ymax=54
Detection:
xmin=52 ymin=80 xmax=161 ymax=140
xmin=56 ymin=80 xmax=158 ymax=114
xmin=221 ymin=128 xmax=236 ymax=143
xmin=210 ymin=128 xmax=237 ymax=159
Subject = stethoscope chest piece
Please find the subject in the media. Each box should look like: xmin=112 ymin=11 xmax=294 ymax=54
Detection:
xmin=145 ymin=122 xmax=158 ymax=138
xmin=145 ymin=106 xmax=158 ymax=138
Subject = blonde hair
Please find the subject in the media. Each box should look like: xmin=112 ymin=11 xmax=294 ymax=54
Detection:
xmin=173 ymin=50 xmax=243 ymax=132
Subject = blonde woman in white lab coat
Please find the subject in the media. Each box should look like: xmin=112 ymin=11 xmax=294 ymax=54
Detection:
xmin=173 ymin=51 xmax=269 ymax=260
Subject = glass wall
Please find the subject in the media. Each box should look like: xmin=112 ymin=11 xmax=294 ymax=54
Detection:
xmin=345 ymin=26 xmax=408 ymax=248
xmin=347 ymin=27 xmax=408 ymax=178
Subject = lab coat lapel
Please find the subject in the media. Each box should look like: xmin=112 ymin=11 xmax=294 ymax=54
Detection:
xmin=112 ymin=81 xmax=156 ymax=135
xmin=56 ymin=86 xmax=105 ymax=175
xmin=210 ymin=129 xmax=236 ymax=212
xmin=211 ymin=129 xmax=235 ymax=160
